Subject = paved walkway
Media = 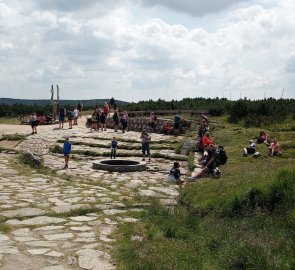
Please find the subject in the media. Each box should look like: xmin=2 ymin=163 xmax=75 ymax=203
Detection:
xmin=0 ymin=121 xmax=187 ymax=269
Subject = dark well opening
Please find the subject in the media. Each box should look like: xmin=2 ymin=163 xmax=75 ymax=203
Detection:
xmin=93 ymin=159 xmax=146 ymax=172
xmin=100 ymin=160 xmax=139 ymax=166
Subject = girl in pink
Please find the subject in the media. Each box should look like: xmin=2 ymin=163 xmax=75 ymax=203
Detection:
xmin=268 ymin=139 xmax=282 ymax=156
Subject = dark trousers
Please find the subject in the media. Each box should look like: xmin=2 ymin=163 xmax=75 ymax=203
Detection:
xmin=111 ymin=148 xmax=116 ymax=159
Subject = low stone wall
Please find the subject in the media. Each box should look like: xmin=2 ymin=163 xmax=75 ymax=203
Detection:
xmin=105 ymin=117 xmax=191 ymax=134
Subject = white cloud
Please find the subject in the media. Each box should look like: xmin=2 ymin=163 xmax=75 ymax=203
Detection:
xmin=0 ymin=0 xmax=294 ymax=100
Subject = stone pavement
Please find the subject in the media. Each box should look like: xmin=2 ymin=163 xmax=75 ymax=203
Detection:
xmin=0 ymin=122 xmax=188 ymax=269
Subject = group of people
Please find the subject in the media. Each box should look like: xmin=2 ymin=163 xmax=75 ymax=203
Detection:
xmin=59 ymin=102 xmax=83 ymax=129
xmin=169 ymin=115 xmax=228 ymax=184
xmin=90 ymin=103 xmax=109 ymax=132
xmin=62 ymin=127 xmax=152 ymax=169
xmin=243 ymin=131 xmax=282 ymax=157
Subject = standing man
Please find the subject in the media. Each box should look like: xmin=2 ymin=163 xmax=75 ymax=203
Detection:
xmin=59 ymin=106 xmax=66 ymax=129
xmin=173 ymin=114 xmax=181 ymax=136
xmin=77 ymin=102 xmax=82 ymax=118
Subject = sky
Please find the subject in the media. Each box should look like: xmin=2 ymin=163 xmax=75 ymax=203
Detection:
xmin=0 ymin=0 xmax=294 ymax=101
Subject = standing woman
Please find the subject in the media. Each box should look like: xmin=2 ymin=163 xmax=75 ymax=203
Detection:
xmin=30 ymin=113 xmax=38 ymax=134
xmin=100 ymin=112 xmax=107 ymax=131
xmin=113 ymin=110 xmax=119 ymax=132
xmin=140 ymin=129 xmax=151 ymax=161
xmin=120 ymin=112 xmax=127 ymax=133
xmin=123 ymin=111 xmax=129 ymax=132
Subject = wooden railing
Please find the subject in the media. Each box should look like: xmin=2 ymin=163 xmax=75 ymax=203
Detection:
xmin=127 ymin=110 xmax=209 ymax=116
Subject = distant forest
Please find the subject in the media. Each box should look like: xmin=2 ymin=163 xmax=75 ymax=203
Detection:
xmin=0 ymin=97 xmax=294 ymax=127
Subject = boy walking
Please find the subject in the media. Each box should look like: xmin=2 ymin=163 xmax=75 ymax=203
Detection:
xmin=111 ymin=137 xmax=118 ymax=159
xmin=63 ymin=137 xmax=72 ymax=169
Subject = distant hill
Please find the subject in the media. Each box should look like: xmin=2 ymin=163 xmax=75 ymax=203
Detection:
xmin=0 ymin=98 xmax=129 ymax=107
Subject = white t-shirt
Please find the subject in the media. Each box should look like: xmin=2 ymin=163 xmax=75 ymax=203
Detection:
xmin=73 ymin=109 xmax=79 ymax=118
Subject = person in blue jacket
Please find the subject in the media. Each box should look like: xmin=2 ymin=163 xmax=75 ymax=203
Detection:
xmin=63 ymin=137 xmax=72 ymax=169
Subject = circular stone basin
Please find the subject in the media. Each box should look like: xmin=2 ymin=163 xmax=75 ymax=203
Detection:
xmin=93 ymin=159 xmax=146 ymax=172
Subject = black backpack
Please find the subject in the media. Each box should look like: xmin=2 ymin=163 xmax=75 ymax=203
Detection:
xmin=215 ymin=146 xmax=227 ymax=165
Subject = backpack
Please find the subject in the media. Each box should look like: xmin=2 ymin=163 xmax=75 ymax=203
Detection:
xmin=154 ymin=115 xmax=157 ymax=121
xmin=215 ymin=146 xmax=227 ymax=165
xmin=68 ymin=111 xmax=74 ymax=118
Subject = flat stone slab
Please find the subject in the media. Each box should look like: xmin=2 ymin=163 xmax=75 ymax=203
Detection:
xmin=24 ymin=241 xmax=58 ymax=248
xmin=0 ymin=246 xmax=19 ymax=254
xmin=27 ymin=248 xmax=50 ymax=255
xmin=45 ymin=251 xmax=64 ymax=257
xmin=70 ymin=226 xmax=92 ymax=232
xmin=34 ymin=226 xmax=65 ymax=232
xmin=76 ymin=249 xmax=115 ymax=270
xmin=12 ymin=228 xmax=31 ymax=237
xmin=1 ymin=208 xmax=45 ymax=218
xmin=43 ymin=233 xmax=74 ymax=241
xmin=51 ymin=204 xmax=91 ymax=214
xmin=0 ymin=234 xmax=10 ymax=241
xmin=69 ymin=216 xmax=97 ymax=222
xmin=41 ymin=266 xmax=69 ymax=270
xmin=6 ymin=216 xmax=66 ymax=226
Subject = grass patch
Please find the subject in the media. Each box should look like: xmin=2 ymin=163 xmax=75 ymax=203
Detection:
xmin=0 ymin=133 xmax=27 ymax=141
xmin=0 ymin=117 xmax=20 ymax=125
xmin=114 ymin=195 xmax=295 ymax=270
xmin=113 ymin=116 xmax=295 ymax=270
xmin=0 ymin=217 xmax=12 ymax=233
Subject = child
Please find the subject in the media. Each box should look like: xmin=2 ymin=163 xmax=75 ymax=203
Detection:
xmin=243 ymin=140 xmax=256 ymax=156
xmin=140 ymin=129 xmax=151 ymax=161
xmin=63 ymin=137 xmax=72 ymax=169
xmin=111 ymin=137 xmax=118 ymax=159
xmin=168 ymin=162 xmax=184 ymax=185
xmin=268 ymin=138 xmax=282 ymax=156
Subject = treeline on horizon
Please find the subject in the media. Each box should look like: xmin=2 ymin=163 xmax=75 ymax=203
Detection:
xmin=0 ymin=97 xmax=295 ymax=127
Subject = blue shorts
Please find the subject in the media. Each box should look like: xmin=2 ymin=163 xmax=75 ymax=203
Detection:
xmin=142 ymin=142 xmax=150 ymax=155
xmin=59 ymin=115 xmax=65 ymax=122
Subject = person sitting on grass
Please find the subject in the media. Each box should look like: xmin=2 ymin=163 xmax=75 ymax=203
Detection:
xmin=243 ymin=140 xmax=256 ymax=156
xmin=110 ymin=137 xmax=118 ymax=159
xmin=63 ymin=137 xmax=72 ymax=169
xmin=202 ymin=132 xmax=214 ymax=149
xmin=268 ymin=138 xmax=282 ymax=156
xmin=168 ymin=161 xmax=184 ymax=185
xmin=257 ymin=131 xmax=270 ymax=145
xmin=162 ymin=121 xmax=173 ymax=135
xmin=140 ymin=128 xmax=151 ymax=161
xmin=189 ymin=144 xmax=221 ymax=180
xmin=195 ymin=117 xmax=209 ymax=151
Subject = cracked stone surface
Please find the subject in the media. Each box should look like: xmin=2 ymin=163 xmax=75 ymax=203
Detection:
xmin=0 ymin=121 xmax=188 ymax=269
